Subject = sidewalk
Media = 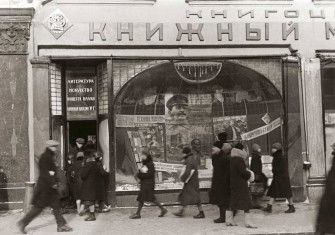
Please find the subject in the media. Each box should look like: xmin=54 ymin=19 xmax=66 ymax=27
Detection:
xmin=0 ymin=203 xmax=317 ymax=235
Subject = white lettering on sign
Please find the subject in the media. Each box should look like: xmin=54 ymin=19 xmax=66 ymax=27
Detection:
xmin=68 ymin=88 xmax=93 ymax=93
xmin=241 ymin=117 xmax=282 ymax=141
xmin=68 ymin=79 xmax=94 ymax=84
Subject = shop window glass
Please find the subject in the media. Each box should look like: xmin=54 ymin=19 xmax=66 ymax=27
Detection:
xmin=50 ymin=63 xmax=63 ymax=116
xmin=114 ymin=60 xmax=283 ymax=191
xmin=322 ymin=64 xmax=335 ymax=172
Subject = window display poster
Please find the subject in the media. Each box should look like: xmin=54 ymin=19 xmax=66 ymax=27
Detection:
xmin=213 ymin=115 xmax=248 ymax=142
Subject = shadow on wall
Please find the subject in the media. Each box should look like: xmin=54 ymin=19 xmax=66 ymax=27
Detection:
xmin=0 ymin=166 xmax=9 ymax=211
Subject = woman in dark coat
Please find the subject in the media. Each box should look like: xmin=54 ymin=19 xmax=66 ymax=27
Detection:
xmin=67 ymin=152 xmax=84 ymax=213
xmin=315 ymin=143 xmax=335 ymax=235
xmin=250 ymin=143 xmax=267 ymax=209
xmin=17 ymin=140 xmax=72 ymax=233
xmin=209 ymin=143 xmax=232 ymax=223
xmin=264 ymin=142 xmax=295 ymax=213
xmin=79 ymin=149 xmax=105 ymax=221
xmin=174 ymin=147 xmax=205 ymax=219
xmin=129 ymin=151 xmax=167 ymax=219
xmin=95 ymin=153 xmax=110 ymax=213
xmin=229 ymin=148 xmax=256 ymax=228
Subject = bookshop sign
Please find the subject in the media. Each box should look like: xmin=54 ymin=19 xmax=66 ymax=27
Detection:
xmin=66 ymin=70 xmax=96 ymax=120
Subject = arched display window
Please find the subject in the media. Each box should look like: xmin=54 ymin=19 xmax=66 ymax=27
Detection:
xmin=113 ymin=60 xmax=283 ymax=191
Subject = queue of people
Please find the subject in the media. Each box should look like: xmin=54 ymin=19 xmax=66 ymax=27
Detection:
xmin=17 ymin=134 xmax=299 ymax=233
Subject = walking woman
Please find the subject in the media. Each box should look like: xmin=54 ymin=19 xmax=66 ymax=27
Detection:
xmin=174 ymin=146 xmax=205 ymax=219
xmin=315 ymin=143 xmax=335 ymax=235
xmin=17 ymin=140 xmax=73 ymax=234
xmin=228 ymin=147 xmax=256 ymax=228
xmin=263 ymin=142 xmax=295 ymax=213
xmin=209 ymin=143 xmax=232 ymax=223
xmin=129 ymin=151 xmax=167 ymax=219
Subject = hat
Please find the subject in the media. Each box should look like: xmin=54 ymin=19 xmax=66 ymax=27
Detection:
xmin=166 ymin=94 xmax=188 ymax=111
xmin=252 ymin=143 xmax=261 ymax=152
xmin=222 ymin=143 xmax=232 ymax=153
xmin=76 ymin=151 xmax=84 ymax=159
xmin=272 ymin=142 xmax=282 ymax=150
xmin=46 ymin=140 xmax=59 ymax=147
xmin=75 ymin=138 xmax=85 ymax=144
xmin=217 ymin=132 xmax=227 ymax=142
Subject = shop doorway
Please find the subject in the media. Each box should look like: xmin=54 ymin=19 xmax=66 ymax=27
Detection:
xmin=68 ymin=120 xmax=97 ymax=150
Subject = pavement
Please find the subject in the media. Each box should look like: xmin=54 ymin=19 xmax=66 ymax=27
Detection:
xmin=0 ymin=202 xmax=317 ymax=235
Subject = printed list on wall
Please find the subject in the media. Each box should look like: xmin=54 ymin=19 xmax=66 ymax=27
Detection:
xmin=66 ymin=68 xmax=97 ymax=120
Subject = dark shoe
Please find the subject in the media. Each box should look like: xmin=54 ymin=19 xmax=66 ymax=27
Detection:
xmin=173 ymin=211 xmax=184 ymax=217
xmin=193 ymin=211 xmax=205 ymax=219
xmin=17 ymin=221 xmax=27 ymax=234
xmin=252 ymin=205 xmax=263 ymax=209
xmin=213 ymin=217 xmax=225 ymax=223
xmin=158 ymin=208 xmax=168 ymax=217
xmin=57 ymin=224 xmax=73 ymax=232
xmin=84 ymin=213 xmax=96 ymax=221
xmin=285 ymin=205 xmax=295 ymax=213
xmin=263 ymin=204 xmax=272 ymax=213
xmin=102 ymin=205 xmax=111 ymax=213
xmin=78 ymin=210 xmax=85 ymax=216
xmin=129 ymin=213 xmax=141 ymax=219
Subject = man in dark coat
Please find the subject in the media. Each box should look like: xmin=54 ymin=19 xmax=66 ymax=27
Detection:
xmin=229 ymin=148 xmax=256 ymax=228
xmin=129 ymin=151 xmax=167 ymax=219
xmin=250 ymin=143 xmax=267 ymax=209
xmin=79 ymin=149 xmax=105 ymax=221
xmin=95 ymin=152 xmax=111 ymax=213
xmin=17 ymin=140 xmax=73 ymax=234
xmin=315 ymin=143 xmax=335 ymax=235
xmin=174 ymin=145 xmax=205 ymax=219
xmin=263 ymin=142 xmax=295 ymax=213
xmin=209 ymin=143 xmax=232 ymax=223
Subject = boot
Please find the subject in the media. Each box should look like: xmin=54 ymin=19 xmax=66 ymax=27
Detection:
xmin=158 ymin=208 xmax=168 ymax=217
xmin=84 ymin=212 xmax=96 ymax=221
xmin=214 ymin=207 xmax=225 ymax=223
xmin=285 ymin=204 xmax=295 ymax=213
xmin=225 ymin=210 xmax=237 ymax=226
xmin=57 ymin=224 xmax=73 ymax=232
xmin=263 ymin=204 xmax=272 ymax=213
xmin=17 ymin=220 xmax=27 ymax=234
xmin=129 ymin=213 xmax=141 ymax=219
xmin=193 ymin=211 xmax=205 ymax=219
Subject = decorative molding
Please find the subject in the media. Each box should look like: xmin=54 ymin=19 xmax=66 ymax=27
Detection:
xmin=30 ymin=56 xmax=50 ymax=67
xmin=0 ymin=21 xmax=30 ymax=54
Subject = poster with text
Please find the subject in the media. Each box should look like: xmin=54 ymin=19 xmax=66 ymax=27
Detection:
xmin=213 ymin=115 xmax=248 ymax=142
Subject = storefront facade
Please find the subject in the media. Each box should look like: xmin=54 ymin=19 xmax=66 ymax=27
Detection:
xmin=2 ymin=0 xmax=335 ymax=207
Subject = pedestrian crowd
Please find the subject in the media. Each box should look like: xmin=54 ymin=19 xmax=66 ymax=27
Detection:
xmin=15 ymin=133 xmax=335 ymax=234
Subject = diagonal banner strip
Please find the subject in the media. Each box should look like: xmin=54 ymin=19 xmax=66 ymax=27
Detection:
xmin=241 ymin=117 xmax=282 ymax=141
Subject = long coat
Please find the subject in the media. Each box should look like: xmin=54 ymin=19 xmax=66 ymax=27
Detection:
xmin=136 ymin=160 xmax=156 ymax=203
xmin=267 ymin=150 xmax=293 ymax=198
xmin=67 ymin=158 xmax=84 ymax=200
xmin=209 ymin=150 xmax=230 ymax=207
xmin=80 ymin=159 xmax=105 ymax=201
xmin=250 ymin=151 xmax=267 ymax=187
xmin=229 ymin=149 xmax=252 ymax=211
xmin=32 ymin=148 xmax=60 ymax=209
xmin=178 ymin=153 xmax=201 ymax=206
xmin=95 ymin=161 xmax=109 ymax=202
xmin=316 ymin=152 xmax=335 ymax=234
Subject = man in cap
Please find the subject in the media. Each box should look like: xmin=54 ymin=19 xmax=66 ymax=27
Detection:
xmin=18 ymin=140 xmax=73 ymax=234
xmin=166 ymin=94 xmax=189 ymax=122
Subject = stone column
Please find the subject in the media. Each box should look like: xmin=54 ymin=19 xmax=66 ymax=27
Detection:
xmin=0 ymin=8 xmax=33 ymax=210
xmin=30 ymin=57 xmax=51 ymax=180
xmin=302 ymin=58 xmax=326 ymax=203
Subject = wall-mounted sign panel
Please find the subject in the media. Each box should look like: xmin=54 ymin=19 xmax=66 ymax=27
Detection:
xmin=66 ymin=68 xmax=97 ymax=120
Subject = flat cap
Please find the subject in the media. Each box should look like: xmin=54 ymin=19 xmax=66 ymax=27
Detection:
xmin=166 ymin=94 xmax=188 ymax=111
xmin=272 ymin=142 xmax=282 ymax=150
